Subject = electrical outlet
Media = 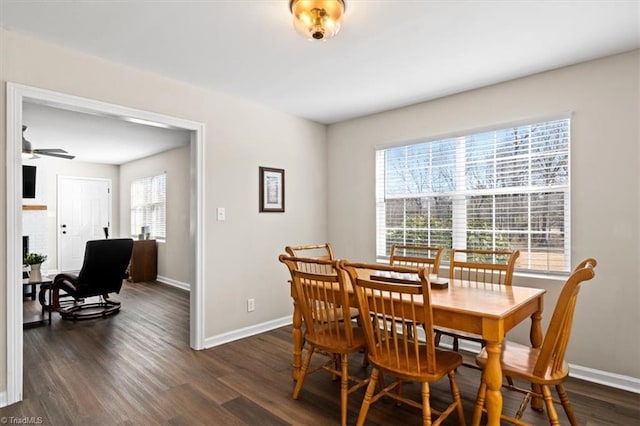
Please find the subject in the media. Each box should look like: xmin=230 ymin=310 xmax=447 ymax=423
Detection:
xmin=247 ymin=298 xmax=255 ymax=312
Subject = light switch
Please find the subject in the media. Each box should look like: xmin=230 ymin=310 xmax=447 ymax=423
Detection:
xmin=217 ymin=207 xmax=226 ymax=221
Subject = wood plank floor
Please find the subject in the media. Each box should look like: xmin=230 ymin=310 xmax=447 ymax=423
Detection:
xmin=5 ymin=281 xmax=639 ymax=425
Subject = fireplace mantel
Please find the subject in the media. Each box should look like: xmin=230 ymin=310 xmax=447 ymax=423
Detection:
xmin=22 ymin=205 xmax=47 ymax=210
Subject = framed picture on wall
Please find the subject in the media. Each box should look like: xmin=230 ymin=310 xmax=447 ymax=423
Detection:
xmin=259 ymin=167 xmax=285 ymax=213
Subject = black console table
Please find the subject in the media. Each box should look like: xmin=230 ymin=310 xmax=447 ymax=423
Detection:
xmin=23 ymin=277 xmax=53 ymax=328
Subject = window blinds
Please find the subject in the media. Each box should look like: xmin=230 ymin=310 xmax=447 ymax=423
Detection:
xmin=376 ymin=118 xmax=570 ymax=273
xmin=131 ymin=173 xmax=166 ymax=241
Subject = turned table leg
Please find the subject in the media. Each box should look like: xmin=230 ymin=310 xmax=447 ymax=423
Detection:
xmin=530 ymin=309 xmax=544 ymax=411
xmin=482 ymin=341 xmax=503 ymax=426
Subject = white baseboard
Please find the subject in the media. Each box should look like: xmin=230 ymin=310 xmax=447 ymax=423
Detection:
xmin=204 ymin=316 xmax=292 ymax=349
xmin=0 ymin=390 xmax=7 ymax=408
xmin=156 ymin=275 xmax=190 ymax=292
xmin=449 ymin=338 xmax=640 ymax=394
xmin=569 ymin=363 xmax=640 ymax=394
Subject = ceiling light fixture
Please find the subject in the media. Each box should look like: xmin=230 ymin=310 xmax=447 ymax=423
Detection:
xmin=289 ymin=0 xmax=346 ymax=41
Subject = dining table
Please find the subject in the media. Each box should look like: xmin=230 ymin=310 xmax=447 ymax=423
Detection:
xmin=289 ymin=272 xmax=546 ymax=426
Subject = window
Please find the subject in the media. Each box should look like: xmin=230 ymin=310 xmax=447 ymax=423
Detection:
xmin=131 ymin=173 xmax=166 ymax=241
xmin=376 ymin=118 xmax=570 ymax=273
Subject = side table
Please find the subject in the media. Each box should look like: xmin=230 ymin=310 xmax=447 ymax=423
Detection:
xmin=23 ymin=277 xmax=53 ymax=328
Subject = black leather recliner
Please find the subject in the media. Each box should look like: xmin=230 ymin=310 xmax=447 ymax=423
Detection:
xmin=52 ymin=238 xmax=134 ymax=320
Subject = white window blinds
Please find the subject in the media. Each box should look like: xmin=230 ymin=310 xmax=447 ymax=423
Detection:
xmin=131 ymin=173 xmax=166 ymax=241
xmin=376 ymin=118 xmax=570 ymax=273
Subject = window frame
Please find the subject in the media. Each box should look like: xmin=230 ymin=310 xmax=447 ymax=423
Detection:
xmin=130 ymin=172 xmax=167 ymax=242
xmin=375 ymin=116 xmax=571 ymax=275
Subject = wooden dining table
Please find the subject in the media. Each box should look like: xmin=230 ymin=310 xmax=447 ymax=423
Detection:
xmin=289 ymin=274 xmax=546 ymax=426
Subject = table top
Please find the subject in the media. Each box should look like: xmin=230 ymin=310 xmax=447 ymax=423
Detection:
xmin=23 ymin=276 xmax=53 ymax=285
xmin=351 ymin=269 xmax=545 ymax=320
xmin=429 ymin=280 xmax=544 ymax=319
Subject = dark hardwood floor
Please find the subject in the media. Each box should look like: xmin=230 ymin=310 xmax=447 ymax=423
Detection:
xmin=6 ymin=281 xmax=639 ymax=425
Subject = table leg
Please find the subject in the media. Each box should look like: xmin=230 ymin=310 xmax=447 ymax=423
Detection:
xmin=292 ymin=297 xmax=303 ymax=381
xmin=482 ymin=341 xmax=503 ymax=426
xmin=530 ymin=309 xmax=544 ymax=410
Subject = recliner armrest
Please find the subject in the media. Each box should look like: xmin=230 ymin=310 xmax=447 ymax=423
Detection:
xmin=54 ymin=273 xmax=80 ymax=295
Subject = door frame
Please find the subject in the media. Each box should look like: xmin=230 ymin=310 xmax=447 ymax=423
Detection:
xmin=6 ymin=82 xmax=206 ymax=405
xmin=57 ymin=176 xmax=112 ymax=272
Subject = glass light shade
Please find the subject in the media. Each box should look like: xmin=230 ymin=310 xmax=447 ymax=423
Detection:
xmin=290 ymin=0 xmax=345 ymax=41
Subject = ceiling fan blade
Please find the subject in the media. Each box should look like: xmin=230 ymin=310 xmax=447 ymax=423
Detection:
xmin=37 ymin=151 xmax=75 ymax=160
xmin=34 ymin=148 xmax=69 ymax=154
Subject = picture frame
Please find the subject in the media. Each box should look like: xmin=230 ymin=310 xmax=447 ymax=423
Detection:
xmin=259 ymin=166 xmax=285 ymax=213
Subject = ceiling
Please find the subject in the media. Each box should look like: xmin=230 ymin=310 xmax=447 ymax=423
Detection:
xmin=22 ymin=102 xmax=191 ymax=165
xmin=2 ymin=1 xmax=639 ymax=163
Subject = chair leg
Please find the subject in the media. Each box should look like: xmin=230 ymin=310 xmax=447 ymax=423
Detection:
xmin=361 ymin=347 xmax=369 ymax=368
xmin=541 ymin=385 xmax=561 ymax=425
xmin=356 ymin=368 xmax=379 ymax=426
xmin=515 ymin=392 xmax=532 ymax=420
xmin=340 ymin=354 xmax=348 ymax=426
xmin=293 ymin=346 xmax=314 ymax=399
xmin=448 ymin=371 xmax=466 ymax=426
xmin=421 ymin=382 xmax=432 ymax=426
xmin=472 ymin=375 xmax=487 ymax=425
xmin=556 ymin=384 xmax=578 ymax=425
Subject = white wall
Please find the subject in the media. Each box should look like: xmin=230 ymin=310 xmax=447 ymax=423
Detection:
xmin=22 ymin=157 xmax=120 ymax=274
xmin=0 ymin=28 xmax=328 ymax=394
xmin=119 ymin=146 xmax=191 ymax=285
xmin=327 ymin=50 xmax=640 ymax=379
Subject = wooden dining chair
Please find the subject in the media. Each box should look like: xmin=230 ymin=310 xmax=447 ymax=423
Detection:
xmin=389 ymin=244 xmax=445 ymax=340
xmin=279 ymin=254 xmax=368 ymax=426
xmin=285 ymin=243 xmax=334 ymax=261
xmin=285 ymin=243 xmax=359 ymax=320
xmin=472 ymin=258 xmax=597 ymax=425
xmin=437 ymin=248 xmax=520 ymax=351
xmin=341 ymin=261 xmax=466 ymax=426
xmin=389 ymin=244 xmax=445 ymax=275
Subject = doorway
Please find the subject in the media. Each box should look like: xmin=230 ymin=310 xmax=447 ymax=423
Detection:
xmin=58 ymin=176 xmax=112 ymax=272
xmin=6 ymin=82 xmax=205 ymax=405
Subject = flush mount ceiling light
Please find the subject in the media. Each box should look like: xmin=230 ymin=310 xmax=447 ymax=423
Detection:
xmin=289 ymin=0 xmax=346 ymax=41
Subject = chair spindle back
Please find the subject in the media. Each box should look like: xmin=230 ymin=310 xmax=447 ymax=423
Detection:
xmin=449 ymin=248 xmax=520 ymax=285
xmin=341 ymin=261 xmax=437 ymax=376
xmin=280 ymin=255 xmax=354 ymax=345
xmin=389 ymin=244 xmax=444 ymax=275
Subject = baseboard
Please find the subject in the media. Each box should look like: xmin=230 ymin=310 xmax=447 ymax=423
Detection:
xmin=0 ymin=390 xmax=7 ymax=408
xmin=204 ymin=316 xmax=292 ymax=349
xmin=156 ymin=275 xmax=190 ymax=292
xmin=450 ymin=338 xmax=640 ymax=394
xmin=569 ymin=363 xmax=640 ymax=394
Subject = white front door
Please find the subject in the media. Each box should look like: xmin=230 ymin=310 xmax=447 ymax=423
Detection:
xmin=58 ymin=176 xmax=111 ymax=272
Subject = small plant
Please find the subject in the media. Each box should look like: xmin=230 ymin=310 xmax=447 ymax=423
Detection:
xmin=24 ymin=252 xmax=47 ymax=265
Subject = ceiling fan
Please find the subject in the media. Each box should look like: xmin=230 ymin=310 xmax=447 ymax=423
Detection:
xmin=22 ymin=125 xmax=75 ymax=160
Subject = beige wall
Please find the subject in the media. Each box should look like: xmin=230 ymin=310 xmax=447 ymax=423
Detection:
xmin=327 ymin=50 xmax=640 ymax=378
xmin=0 ymin=29 xmax=328 ymax=394
xmin=119 ymin=146 xmax=191 ymax=285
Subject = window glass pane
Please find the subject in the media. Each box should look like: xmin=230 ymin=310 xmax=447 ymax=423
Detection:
xmin=376 ymin=118 xmax=570 ymax=273
xmin=130 ymin=173 xmax=166 ymax=240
